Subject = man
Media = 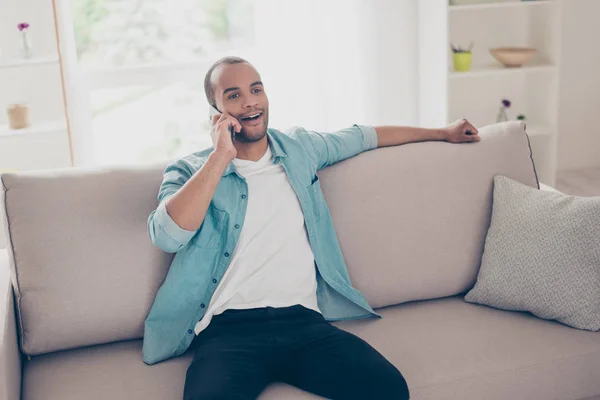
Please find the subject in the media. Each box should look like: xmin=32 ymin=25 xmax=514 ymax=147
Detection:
xmin=143 ymin=56 xmax=479 ymax=399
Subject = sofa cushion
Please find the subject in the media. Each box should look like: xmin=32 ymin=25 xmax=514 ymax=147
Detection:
xmin=0 ymin=165 xmax=171 ymax=355
xmin=21 ymin=297 xmax=600 ymax=400
xmin=1 ymin=121 xmax=537 ymax=356
xmin=465 ymin=175 xmax=600 ymax=331
xmin=318 ymin=121 xmax=538 ymax=308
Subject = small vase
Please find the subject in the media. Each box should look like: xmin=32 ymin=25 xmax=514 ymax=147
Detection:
xmin=21 ymin=31 xmax=33 ymax=59
xmin=496 ymin=107 xmax=509 ymax=123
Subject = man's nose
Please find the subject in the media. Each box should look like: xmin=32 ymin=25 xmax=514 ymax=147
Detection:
xmin=242 ymin=95 xmax=259 ymax=109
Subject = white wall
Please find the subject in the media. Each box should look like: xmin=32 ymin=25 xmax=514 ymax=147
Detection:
xmin=557 ymin=0 xmax=600 ymax=171
xmin=253 ymin=0 xmax=418 ymax=131
xmin=359 ymin=0 xmax=418 ymax=126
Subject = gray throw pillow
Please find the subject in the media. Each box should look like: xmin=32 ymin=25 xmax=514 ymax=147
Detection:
xmin=464 ymin=175 xmax=600 ymax=331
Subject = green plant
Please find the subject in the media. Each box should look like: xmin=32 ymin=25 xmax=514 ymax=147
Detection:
xmin=451 ymin=42 xmax=474 ymax=53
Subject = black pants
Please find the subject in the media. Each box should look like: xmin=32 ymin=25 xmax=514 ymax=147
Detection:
xmin=183 ymin=305 xmax=409 ymax=400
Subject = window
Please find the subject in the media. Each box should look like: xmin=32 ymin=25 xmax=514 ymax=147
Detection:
xmin=90 ymin=83 xmax=212 ymax=165
xmin=62 ymin=0 xmax=376 ymax=167
xmin=69 ymin=0 xmax=256 ymax=165
xmin=72 ymin=0 xmax=254 ymax=69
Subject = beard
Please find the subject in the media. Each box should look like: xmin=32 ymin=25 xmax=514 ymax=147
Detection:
xmin=235 ymin=113 xmax=269 ymax=143
xmin=235 ymin=130 xmax=267 ymax=143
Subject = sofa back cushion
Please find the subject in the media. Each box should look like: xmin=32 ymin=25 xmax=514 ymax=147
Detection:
xmin=0 ymin=121 xmax=537 ymax=355
xmin=318 ymin=121 xmax=538 ymax=308
xmin=1 ymin=165 xmax=171 ymax=355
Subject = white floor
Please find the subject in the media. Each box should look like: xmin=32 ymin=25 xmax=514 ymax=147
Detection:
xmin=556 ymin=167 xmax=600 ymax=197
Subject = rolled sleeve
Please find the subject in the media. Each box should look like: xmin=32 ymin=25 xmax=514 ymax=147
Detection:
xmin=147 ymin=159 xmax=197 ymax=253
xmin=357 ymin=124 xmax=378 ymax=151
xmin=300 ymin=124 xmax=379 ymax=170
xmin=148 ymin=201 xmax=196 ymax=253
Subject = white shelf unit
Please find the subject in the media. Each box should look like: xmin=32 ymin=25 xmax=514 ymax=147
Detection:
xmin=0 ymin=56 xmax=59 ymax=69
xmin=0 ymin=0 xmax=72 ymax=174
xmin=0 ymin=119 xmax=67 ymax=137
xmin=449 ymin=62 xmax=556 ymax=79
xmin=418 ymin=0 xmax=562 ymax=186
xmin=449 ymin=0 xmax=555 ymax=11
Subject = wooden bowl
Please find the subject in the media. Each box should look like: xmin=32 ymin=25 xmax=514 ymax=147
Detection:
xmin=490 ymin=47 xmax=537 ymax=68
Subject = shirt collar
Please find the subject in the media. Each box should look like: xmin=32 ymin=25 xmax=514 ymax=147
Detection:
xmin=221 ymin=130 xmax=287 ymax=177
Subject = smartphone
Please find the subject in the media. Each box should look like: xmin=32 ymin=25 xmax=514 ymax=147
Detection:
xmin=209 ymin=105 xmax=235 ymax=143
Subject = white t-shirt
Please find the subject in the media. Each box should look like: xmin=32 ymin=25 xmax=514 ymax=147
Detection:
xmin=194 ymin=144 xmax=321 ymax=335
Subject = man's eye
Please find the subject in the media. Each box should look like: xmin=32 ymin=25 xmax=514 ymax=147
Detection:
xmin=229 ymin=93 xmax=239 ymax=99
xmin=253 ymin=88 xmax=262 ymax=94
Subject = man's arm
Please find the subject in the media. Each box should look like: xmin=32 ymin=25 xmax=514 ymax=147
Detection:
xmin=148 ymin=154 xmax=229 ymax=253
xmin=375 ymin=119 xmax=480 ymax=147
xmin=148 ymin=112 xmax=238 ymax=253
xmin=298 ymin=119 xmax=479 ymax=172
xmin=164 ymin=152 xmax=230 ymax=231
xmin=298 ymin=125 xmax=378 ymax=171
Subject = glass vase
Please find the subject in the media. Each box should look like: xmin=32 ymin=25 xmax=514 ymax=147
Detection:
xmin=496 ymin=107 xmax=509 ymax=123
xmin=21 ymin=30 xmax=33 ymax=59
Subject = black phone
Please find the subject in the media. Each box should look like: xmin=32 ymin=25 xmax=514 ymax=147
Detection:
xmin=209 ymin=105 xmax=235 ymax=142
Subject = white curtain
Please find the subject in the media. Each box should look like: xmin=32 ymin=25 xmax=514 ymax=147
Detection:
xmin=250 ymin=0 xmax=418 ymax=132
xmin=250 ymin=0 xmax=368 ymax=132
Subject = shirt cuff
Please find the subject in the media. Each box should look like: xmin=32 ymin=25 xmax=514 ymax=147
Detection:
xmin=153 ymin=200 xmax=196 ymax=245
xmin=355 ymin=124 xmax=378 ymax=151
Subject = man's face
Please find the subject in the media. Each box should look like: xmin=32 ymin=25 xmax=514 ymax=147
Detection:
xmin=212 ymin=62 xmax=269 ymax=143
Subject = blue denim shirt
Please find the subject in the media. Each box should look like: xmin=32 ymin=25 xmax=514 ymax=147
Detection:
xmin=142 ymin=125 xmax=381 ymax=365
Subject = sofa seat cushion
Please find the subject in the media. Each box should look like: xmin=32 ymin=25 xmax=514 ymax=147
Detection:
xmin=22 ymin=296 xmax=600 ymax=400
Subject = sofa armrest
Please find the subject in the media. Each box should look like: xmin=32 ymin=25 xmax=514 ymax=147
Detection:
xmin=0 ymin=250 xmax=21 ymax=400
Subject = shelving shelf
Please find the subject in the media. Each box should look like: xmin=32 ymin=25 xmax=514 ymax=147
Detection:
xmin=0 ymin=120 xmax=67 ymax=138
xmin=450 ymin=62 xmax=556 ymax=79
xmin=0 ymin=3 xmax=72 ymax=178
xmin=0 ymin=56 xmax=59 ymax=69
xmin=449 ymin=0 xmax=555 ymax=12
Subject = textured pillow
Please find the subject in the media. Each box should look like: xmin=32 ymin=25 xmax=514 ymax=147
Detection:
xmin=465 ymin=175 xmax=600 ymax=331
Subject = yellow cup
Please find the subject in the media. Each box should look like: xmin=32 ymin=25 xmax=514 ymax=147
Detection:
xmin=453 ymin=52 xmax=472 ymax=72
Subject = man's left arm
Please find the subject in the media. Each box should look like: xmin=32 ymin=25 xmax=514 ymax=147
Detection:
xmin=375 ymin=119 xmax=480 ymax=148
xmin=301 ymin=119 xmax=479 ymax=171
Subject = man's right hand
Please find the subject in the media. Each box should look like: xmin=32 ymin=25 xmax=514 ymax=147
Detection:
xmin=164 ymin=113 xmax=241 ymax=234
xmin=211 ymin=112 xmax=241 ymax=162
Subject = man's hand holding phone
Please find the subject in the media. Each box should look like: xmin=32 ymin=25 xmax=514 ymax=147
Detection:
xmin=210 ymin=111 xmax=241 ymax=162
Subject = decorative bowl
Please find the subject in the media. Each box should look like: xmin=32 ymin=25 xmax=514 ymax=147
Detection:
xmin=490 ymin=47 xmax=537 ymax=68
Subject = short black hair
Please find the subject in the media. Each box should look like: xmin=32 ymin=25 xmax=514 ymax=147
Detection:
xmin=204 ymin=56 xmax=249 ymax=107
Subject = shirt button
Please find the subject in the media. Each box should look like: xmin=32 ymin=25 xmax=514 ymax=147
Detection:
xmin=241 ymin=194 xmax=247 ymax=199
xmin=224 ymin=252 xmax=230 ymax=257
xmin=201 ymin=303 xmax=205 ymax=308
xmin=212 ymin=278 xmax=217 ymax=283
xmin=187 ymin=329 xmax=193 ymax=334
xmin=234 ymin=224 xmax=240 ymax=229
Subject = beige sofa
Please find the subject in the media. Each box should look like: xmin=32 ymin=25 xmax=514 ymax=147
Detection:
xmin=1 ymin=121 xmax=599 ymax=400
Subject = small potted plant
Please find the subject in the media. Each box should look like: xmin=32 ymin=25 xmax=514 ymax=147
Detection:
xmin=18 ymin=22 xmax=33 ymax=59
xmin=451 ymin=42 xmax=473 ymax=72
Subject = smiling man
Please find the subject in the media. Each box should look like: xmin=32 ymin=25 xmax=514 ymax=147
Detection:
xmin=143 ymin=56 xmax=479 ymax=399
